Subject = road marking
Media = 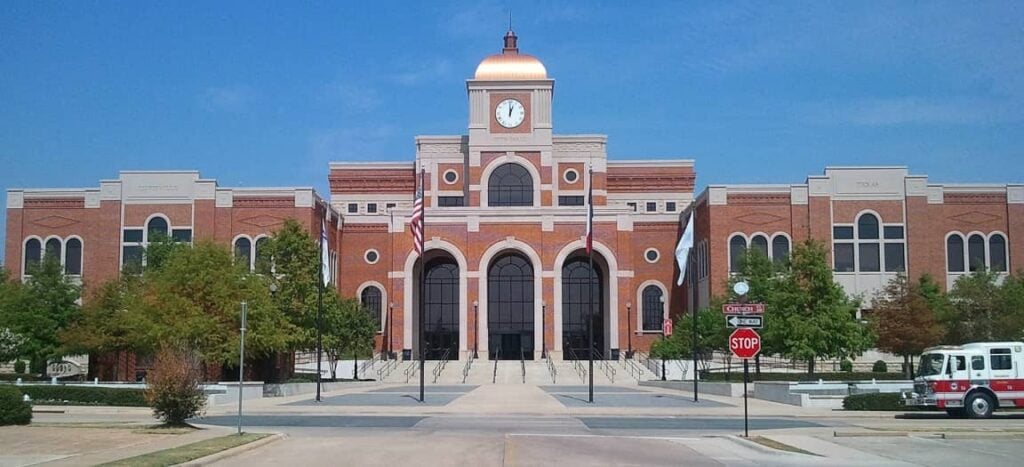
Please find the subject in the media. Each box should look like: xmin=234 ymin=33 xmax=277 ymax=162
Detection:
xmin=508 ymin=433 xmax=700 ymax=441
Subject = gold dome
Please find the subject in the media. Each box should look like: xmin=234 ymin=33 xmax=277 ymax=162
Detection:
xmin=473 ymin=30 xmax=548 ymax=80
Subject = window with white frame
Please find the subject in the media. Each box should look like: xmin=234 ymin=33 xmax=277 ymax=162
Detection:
xmin=833 ymin=212 xmax=904 ymax=273
xmin=946 ymin=232 xmax=1008 ymax=273
xmin=729 ymin=233 xmax=791 ymax=273
xmin=233 ymin=235 xmax=272 ymax=272
xmin=23 ymin=238 xmax=42 ymax=272
xmin=360 ymin=285 xmax=383 ymax=330
xmin=23 ymin=236 xmax=83 ymax=276
xmin=122 ymin=215 xmax=192 ymax=271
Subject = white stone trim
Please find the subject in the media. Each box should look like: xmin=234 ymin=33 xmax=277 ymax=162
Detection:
xmin=552 ymin=239 xmax=620 ymax=358
xmin=635 ymin=280 xmax=668 ymax=332
xmin=402 ymin=239 xmax=469 ymax=357
xmin=644 ymin=248 xmax=660 ymax=264
xmin=479 ymin=156 xmax=542 ymax=208
xmin=364 ymin=249 xmax=380 ymax=265
xmin=563 ymin=168 xmax=580 ymax=184
xmin=356 ymin=281 xmax=388 ymax=333
xmin=6 ymin=190 xmax=24 ymax=209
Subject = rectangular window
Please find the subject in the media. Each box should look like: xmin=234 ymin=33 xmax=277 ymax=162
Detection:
xmin=971 ymin=355 xmax=985 ymax=371
xmin=627 ymin=202 xmax=637 ymax=212
xmin=347 ymin=203 xmax=358 ymax=213
xmin=386 ymin=203 xmax=396 ymax=210
xmin=833 ymin=226 xmax=854 ymax=240
xmin=666 ymin=202 xmax=676 ymax=212
xmin=834 ymin=243 xmax=855 ymax=272
xmin=991 ymin=348 xmax=1013 ymax=370
xmin=884 ymin=226 xmax=904 ymax=239
xmin=438 ymin=196 xmax=465 ymax=207
xmin=859 ymin=243 xmax=880 ymax=272
xmin=123 ymin=229 xmax=143 ymax=243
xmin=558 ymin=195 xmax=584 ymax=206
xmin=171 ymin=229 xmax=192 ymax=243
xmin=367 ymin=203 xmax=377 ymax=213
xmin=884 ymin=243 xmax=905 ymax=272
xmin=646 ymin=202 xmax=657 ymax=212
xmin=122 ymin=245 xmax=143 ymax=270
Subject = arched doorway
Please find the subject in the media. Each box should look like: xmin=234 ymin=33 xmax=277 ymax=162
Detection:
xmin=421 ymin=256 xmax=460 ymax=360
xmin=562 ymin=255 xmax=605 ymax=360
xmin=487 ymin=252 xmax=535 ymax=360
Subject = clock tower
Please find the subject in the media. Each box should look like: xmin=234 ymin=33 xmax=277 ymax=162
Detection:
xmin=467 ymin=29 xmax=554 ymax=151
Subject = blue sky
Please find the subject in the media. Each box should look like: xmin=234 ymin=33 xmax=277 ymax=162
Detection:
xmin=2 ymin=1 xmax=1023 ymax=263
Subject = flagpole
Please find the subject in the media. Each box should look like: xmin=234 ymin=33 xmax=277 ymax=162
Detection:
xmin=587 ymin=164 xmax=594 ymax=404
xmin=316 ymin=205 xmax=325 ymax=403
xmin=418 ymin=168 xmax=426 ymax=403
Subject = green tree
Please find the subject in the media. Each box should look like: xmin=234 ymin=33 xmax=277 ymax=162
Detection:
xmin=0 ymin=257 xmax=81 ymax=370
xmin=321 ymin=292 xmax=377 ymax=379
xmin=870 ymin=274 xmax=944 ymax=377
xmin=61 ymin=274 xmax=152 ymax=357
xmin=264 ymin=219 xmax=321 ymax=351
xmin=725 ymin=250 xmax=788 ymax=371
xmin=772 ymin=240 xmax=874 ymax=373
xmin=944 ymin=270 xmax=1003 ymax=343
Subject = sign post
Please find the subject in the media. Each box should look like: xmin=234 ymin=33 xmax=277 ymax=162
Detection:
xmin=729 ymin=328 xmax=761 ymax=438
xmin=238 ymin=301 xmax=247 ymax=436
xmin=661 ymin=318 xmax=673 ymax=381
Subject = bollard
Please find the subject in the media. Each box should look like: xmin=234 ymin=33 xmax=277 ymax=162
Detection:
xmin=16 ymin=378 xmax=22 ymax=386
xmin=818 ymin=378 xmax=824 ymax=385
xmin=51 ymin=376 xmax=57 ymax=385
xmin=23 ymin=394 xmax=31 ymax=403
xmin=94 ymin=377 xmax=99 ymax=385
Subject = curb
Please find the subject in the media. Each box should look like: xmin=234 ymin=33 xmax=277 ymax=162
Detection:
xmin=833 ymin=430 xmax=911 ymax=437
xmin=720 ymin=435 xmax=786 ymax=455
xmin=177 ymin=432 xmax=286 ymax=467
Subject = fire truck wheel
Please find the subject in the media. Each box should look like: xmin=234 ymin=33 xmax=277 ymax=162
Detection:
xmin=965 ymin=392 xmax=994 ymax=419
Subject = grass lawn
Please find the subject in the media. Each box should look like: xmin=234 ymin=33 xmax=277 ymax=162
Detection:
xmin=99 ymin=432 xmax=269 ymax=466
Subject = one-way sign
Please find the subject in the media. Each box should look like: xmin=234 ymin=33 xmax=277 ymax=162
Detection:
xmin=725 ymin=314 xmax=763 ymax=329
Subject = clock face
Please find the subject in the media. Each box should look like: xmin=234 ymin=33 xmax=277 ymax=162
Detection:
xmin=495 ymin=99 xmax=526 ymax=128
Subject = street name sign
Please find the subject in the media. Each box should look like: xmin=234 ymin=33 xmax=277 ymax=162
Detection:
xmin=726 ymin=314 xmax=763 ymax=329
xmin=722 ymin=303 xmax=765 ymax=314
xmin=729 ymin=328 xmax=761 ymax=359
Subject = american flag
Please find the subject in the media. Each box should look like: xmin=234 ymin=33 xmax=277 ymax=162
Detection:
xmin=410 ymin=169 xmax=425 ymax=256
xmin=586 ymin=163 xmax=594 ymax=255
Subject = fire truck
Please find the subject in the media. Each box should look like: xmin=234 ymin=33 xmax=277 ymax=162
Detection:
xmin=903 ymin=342 xmax=1024 ymax=418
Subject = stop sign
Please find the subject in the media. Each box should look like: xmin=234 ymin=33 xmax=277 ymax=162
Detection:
xmin=729 ymin=328 xmax=761 ymax=359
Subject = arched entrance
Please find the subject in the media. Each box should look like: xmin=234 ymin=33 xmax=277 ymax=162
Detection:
xmin=418 ymin=256 xmax=460 ymax=360
xmin=487 ymin=252 xmax=535 ymax=360
xmin=561 ymin=255 xmax=606 ymax=360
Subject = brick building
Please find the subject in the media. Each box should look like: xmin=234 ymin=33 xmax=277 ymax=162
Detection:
xmin=4 ymin=31 xmax=1023 ymax=378
xmin=685 ymin=167 xmax=1023 ymax=314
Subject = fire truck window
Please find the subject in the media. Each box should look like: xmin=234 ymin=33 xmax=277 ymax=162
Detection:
xmin=953 ymin=356 xmax=965 ymax=371
xmin=991 ymin=349 xmax=1013 ymax=370
xmin=971 ymin=356 xmax=985 ymax=371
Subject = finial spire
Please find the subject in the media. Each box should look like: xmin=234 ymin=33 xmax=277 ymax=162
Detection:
xmin=508 ymin=11 xmax=512 ymax=31
xmin=502 ymin=20 xmax=518 ymax=54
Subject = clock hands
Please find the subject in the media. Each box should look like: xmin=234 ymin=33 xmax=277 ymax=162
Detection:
xmin=509 ymin=104 xmax=513 ymax=117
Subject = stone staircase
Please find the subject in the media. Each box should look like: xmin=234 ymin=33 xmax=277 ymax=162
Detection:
xmin=369 ymin=355 xmax=657 ymax=386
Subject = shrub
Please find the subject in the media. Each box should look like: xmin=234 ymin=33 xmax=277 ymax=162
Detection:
xmin=872 ymin=360 xmax=888 ymax=373
xmin=13 ymin=360 xmax=26 ymax=374
xmin=29 ymin=358 xmax=46 ymax=375
xmin=700 ymin=371 xmax=906 ymax=382
xmin=839 ymin=360 xmax=853 ymax=372
xmin=0 ymin=373 xmax=46 ymax=382
xmin=842 ymin=392 xmax=909 ymax=411
xmin=0 ymin=385 xmax=32 ymax=425
xmin=17 ymin=385 xmax=147 ymax=406
xmin=145 ymin=348 xmax=206 ymax=426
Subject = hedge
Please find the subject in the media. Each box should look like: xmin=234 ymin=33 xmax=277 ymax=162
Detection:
xmin=701 ymin=372 xmax=907 ymax=382
xmin=14 ymin=385 xmax=148 ymax=407
xmin=0 ymin=373 xmax=47 ymax=382
xmin=842 ymin=392 xmax=914 ymax=411
xmin=0 ymin=386 xmax=32 ymax=425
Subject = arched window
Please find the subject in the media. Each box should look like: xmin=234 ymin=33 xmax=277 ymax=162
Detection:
xmin=147 ymin=217 xmax=168 ymax=240
xmin=488 ymin=253 xmax=535 ymax=359
xmin=24 ymin=238 xmax=41 ymax=272
xmin=360 ymin=286 xmax=383 ymax=329
xmin=45 ymin=238 xmax=62 ymax=262
xmin=750 ymin=235 xmax=769 ymax=258
xmin=947 ymin=234 xmax=965 ymax=272
xmin=729 ymin=235 xmax=746 ymax=273
xmin=968 ymin=234 xmax=986 ymax=272
xmin=641 ymin=285 xmax=664 ymax=332
xmin=487 ymin=163 xmax=533 ymax=207
xmin=234 ymin=237 xmax=252 ymax=270
xmin=562 ymin=256 xmax=603 ymax=359
xmin=989 ymin=234 xmax=1007 ymax=272
xmin=254 ymin=237 xmax=272 ymax=274
xmin=65 ymin=238 xmax=82 ymax=275
xmin=857 ymin=214 xmax=880 ymax=272
xmin=771 ymin=236 xmax=790 ymax=265
xmin=424 ymin=257 xmax=460 ymax=359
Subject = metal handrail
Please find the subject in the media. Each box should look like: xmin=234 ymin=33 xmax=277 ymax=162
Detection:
xmin=376 ymin=358 xmax=399 ymax=381
xmin=492 ymin=348 xmax=501 ymax=383
xmin=404 ymin=359 xmax=420 ymax=383
xmin=566 ymin=347 xmax=587 ymax=381
xmin=461 ymin=352 xmax=475 ymax=384
xmin=620 ymin=357 xmax=644 ymax=381
xmin=520 ymin=348 xmax=526 ymax=384
xmin=544 ymin=346 xmax=557 ymax=384
xmin=636 ymin=351 xmax=662 ymax=379
xmin=592 ymin=346 xmax=616 ymax=383
xmin=431 ymin=348 xmax=452 ymax=383
xmin=359 ymin=353 xmax=381 ymax=376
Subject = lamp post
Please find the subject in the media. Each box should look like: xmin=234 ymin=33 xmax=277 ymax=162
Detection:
xmin=626 ymin=302 xmax=633 ymax=359
xmin=237 ymin=301 xmax=247 ymax=435
xmin=387 ymin=302 xmax=394 ymax=360
xmin=473 ymin=300 xmax=479 ymax=359
xmin=659 ymin=295 xmax=666 ymax=381
xmin=541 ymin=300 xmax=547 ymax=358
